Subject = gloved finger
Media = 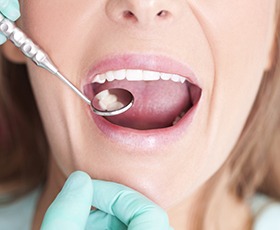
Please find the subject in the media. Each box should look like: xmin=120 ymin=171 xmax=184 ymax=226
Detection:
xmin=40 ymin=171 xmax=93 ymax=230
xmin=0 ymin=0 xmax=20 ymax=21
xmin=86 ymin=209 xmax=127 ymax=230
xmin=0 ymin=33 xmax=6 ymax=44
xmin=92 ymin=180 xmax=172 ymax=230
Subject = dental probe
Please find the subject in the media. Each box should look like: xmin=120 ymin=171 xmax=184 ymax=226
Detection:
xmin=0 ymin=14 xmax=134 ymax=116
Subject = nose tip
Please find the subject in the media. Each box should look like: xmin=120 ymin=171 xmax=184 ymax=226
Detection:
xmin=106 ymin=0 xmax=176 ymax=26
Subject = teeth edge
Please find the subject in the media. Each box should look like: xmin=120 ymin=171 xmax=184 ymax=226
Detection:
xmin=172 ymin=111 xmax=186 ymax=126
xmin=92 ymin=70 xmax=186 ymax=84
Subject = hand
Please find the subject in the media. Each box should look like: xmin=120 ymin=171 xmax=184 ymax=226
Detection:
xmin=0 ymin=0 xmax=20 ymax=44
xmin=41 ymin=171 xmax=173 ymax=230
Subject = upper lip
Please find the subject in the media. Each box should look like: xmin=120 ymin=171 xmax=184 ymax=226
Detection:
xmin=82 ymin=54 xmax=201 ymax=88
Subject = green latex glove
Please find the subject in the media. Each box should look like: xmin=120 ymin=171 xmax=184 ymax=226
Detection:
xmin=41 ymin=171 xmax=173 ymax=230
xmin=0 ymin=0 xmax=20 ymax=44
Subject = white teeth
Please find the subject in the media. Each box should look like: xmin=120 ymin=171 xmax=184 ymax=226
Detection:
xmin=95 ymin=89 xmax=109 ymax=100
xmin=115 ymin=70 xmax=126 ymax=80
xmin=126 ymin=69 xmax=142 ymax=81
xmin=143 ymin=70 xmax=161 ymax=81
xmin=106 ymin=101 xmax=124 ymax=111
xmin=96 ymin=89 xmax=124 ymax=111
xmin=92 ymin=69 xmax=186 ymax=84
xmin=106 ymin=71 xmax=115 ymax=82
xmin=172 ymin=111 xmax=186 ymax=126
xmin=180 ymin=76 xmax=186 ymax=83
xmin=94 ymin=74 xmax=106 ymax=84
xmin=171 ymin=74 xmax=180 ymax=83
xmin=161 ymin=73 xmax=171 ymax=81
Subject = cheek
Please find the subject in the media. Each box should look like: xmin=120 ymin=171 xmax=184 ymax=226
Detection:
xmin=187 ymin=0 xmax=276 ymax=180
xmin=20 ymin=1 xmax=94 ymax=72
xmin=193 ymin=0 xmax=274 ymax=89
xmin=19 ymin=1 xmax=96 ymax=157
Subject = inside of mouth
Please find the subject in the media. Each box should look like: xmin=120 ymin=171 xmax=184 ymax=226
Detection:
xmin=84 ymin=79 xmax=201 ymax=130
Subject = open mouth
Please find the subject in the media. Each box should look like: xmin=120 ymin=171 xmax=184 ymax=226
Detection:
xmin=84 ymin=69 xmax=202 ymax=130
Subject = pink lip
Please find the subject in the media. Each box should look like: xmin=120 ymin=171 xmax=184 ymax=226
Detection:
xmin=83 ymin=54 xmax=202 ymax=150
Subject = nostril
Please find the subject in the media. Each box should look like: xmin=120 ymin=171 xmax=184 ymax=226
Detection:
xmin=123 ymin=10 xmax=137 ymax=21
xmin=157 ymin=10 xmax=169 ymax=18
xmin=122 ymin=9 xmax=171 ymax=24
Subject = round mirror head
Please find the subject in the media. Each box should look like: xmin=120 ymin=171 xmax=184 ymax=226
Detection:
xmin=91 ymin=88 xmax=134 ymax=116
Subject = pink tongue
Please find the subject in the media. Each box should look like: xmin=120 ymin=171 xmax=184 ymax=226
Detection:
xmin=91 ymin=80 xmax=191 ymax=130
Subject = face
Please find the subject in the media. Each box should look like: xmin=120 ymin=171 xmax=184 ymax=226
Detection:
xmin=19 ymin=0 xmax=276 ymax=209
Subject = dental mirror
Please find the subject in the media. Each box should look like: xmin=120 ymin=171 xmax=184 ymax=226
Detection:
xmin=91 ymin=88 xmax=134 ymax=116
xmin=0 ymin=13 xmax=134 ymax=117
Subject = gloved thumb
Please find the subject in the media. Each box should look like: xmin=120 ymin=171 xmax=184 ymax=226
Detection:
xmin=40 ymin=171 xmax=93 ymax=230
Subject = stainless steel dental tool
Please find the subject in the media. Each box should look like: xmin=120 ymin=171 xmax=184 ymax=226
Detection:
xmin=0 ymin=14 xmax=134 ymax=116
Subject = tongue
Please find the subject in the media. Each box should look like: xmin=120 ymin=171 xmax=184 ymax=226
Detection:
xmin=87 ymin=80 xmax=192 ymax=130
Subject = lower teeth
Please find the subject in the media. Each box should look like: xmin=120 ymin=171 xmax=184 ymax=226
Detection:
xmin=172 ymin=111 xmax=186 ymax=126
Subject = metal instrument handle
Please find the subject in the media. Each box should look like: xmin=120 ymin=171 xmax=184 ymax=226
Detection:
xmin=0 ymin=14 xmax=91 ymax=105
xmin=0 ymin=14 xmax=57 ymax=74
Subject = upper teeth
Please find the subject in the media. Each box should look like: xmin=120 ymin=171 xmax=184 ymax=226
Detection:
xmin=95 ymin=89 xmax=124 ymax=111
xmin=92 ymin=69 xmax=187 ymax=84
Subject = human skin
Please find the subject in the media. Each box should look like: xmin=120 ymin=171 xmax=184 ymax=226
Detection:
xmin=12 ymin=0 xmax=277 ymax=229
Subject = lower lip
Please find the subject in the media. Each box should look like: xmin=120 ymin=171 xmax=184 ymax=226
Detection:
xmin=86 ymin=102 xmax=199 ymax=151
